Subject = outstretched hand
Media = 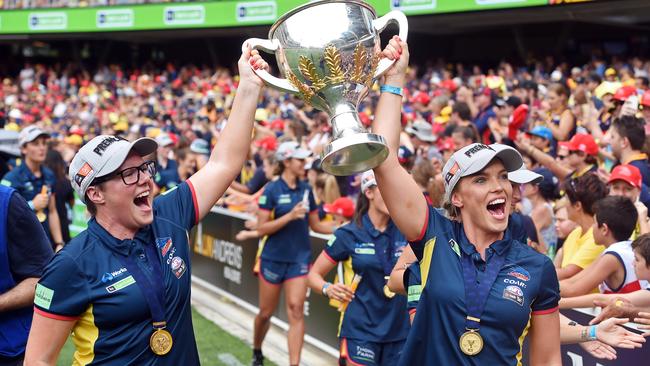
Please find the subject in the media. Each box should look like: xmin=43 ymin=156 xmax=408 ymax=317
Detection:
xmin=579 ymin=340 xmax=617 ymax=360
xmin=596 ymin=317 xmax=646 ymax=349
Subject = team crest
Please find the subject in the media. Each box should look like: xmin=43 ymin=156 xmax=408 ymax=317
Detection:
xmin=156 ymin=237 xmax=173 ymax=257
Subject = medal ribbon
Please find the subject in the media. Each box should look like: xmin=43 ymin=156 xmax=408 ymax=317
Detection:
xmin=118 ymin=240 xmax=167 ymax=329
xmin=461 ymin=247 xmax=506 ymax=331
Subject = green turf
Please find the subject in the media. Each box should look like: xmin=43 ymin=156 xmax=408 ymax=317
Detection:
xmin=57 ymin=306 xmax=277 ymax=366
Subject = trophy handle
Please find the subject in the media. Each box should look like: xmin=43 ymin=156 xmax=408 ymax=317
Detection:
xmin=372 ymin=10 xmax=409 ymax=78
xmin=242 ymin=38 xmax=299 ymax=94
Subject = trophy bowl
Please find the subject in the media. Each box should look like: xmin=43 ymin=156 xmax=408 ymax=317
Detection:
xmin=244 ymin=0 xmax=408 ymax=176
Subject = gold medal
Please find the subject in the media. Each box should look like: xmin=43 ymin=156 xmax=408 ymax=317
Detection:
xmin=150 ymin=328 xmax=173 ymax=356
xmin=383 ymin=284 xmax=395 ymax=298
xmin=459 ymin=330 xmax=483 ymax=356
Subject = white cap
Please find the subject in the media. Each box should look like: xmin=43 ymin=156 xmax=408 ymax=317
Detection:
xmin=442 ymin=143 xmax=523 ymax=202
xmin=155 ymin=133 xmax=174 ymax=147
xmin=508 ymin=164 xmax=543 ymax=185
xmin=405 ymin=121 xmax=436 ymax=142
xmin=360 ymin=170 xmax=377 ymax=191
xmin=69 ymin=135 xmax=157 ymax=202
xmin=275 ymin=141 xmax=311 ymax=161
xmin=18 ymin=125 xmax=50 ymax=147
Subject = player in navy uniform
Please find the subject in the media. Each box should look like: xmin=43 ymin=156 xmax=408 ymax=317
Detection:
xmin=2 ymin=126 xmax=64 ymax=251
xmin=252 ymin=141 xmax=332 ymax=366
xmin=372 ymin=37 xmax=561 ymax=365
xmin=308 ymin=170 xmax=409 ymax=365
xmin=23 ymin=45 xmax=269 ymax=366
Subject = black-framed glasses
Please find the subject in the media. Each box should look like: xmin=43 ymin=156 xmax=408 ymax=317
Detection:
xmin=94 ymin=160 xmax=156 ymax=186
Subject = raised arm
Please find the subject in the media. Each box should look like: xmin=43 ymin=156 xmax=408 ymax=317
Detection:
xmin=559 ymin=255 xmax=618 ymax=297
xmin=372 ymin=37 xmax=428 ymax=241
xmin=188 ymin=45 xmax=267 ymax=220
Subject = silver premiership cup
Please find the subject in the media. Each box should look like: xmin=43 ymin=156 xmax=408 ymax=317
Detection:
xmin=243 ymin=0 xmax=408 ymax=176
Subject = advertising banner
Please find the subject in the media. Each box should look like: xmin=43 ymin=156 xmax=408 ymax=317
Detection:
xmin=190 ymin=206 xmax=341 ymax=348
xmin=191 ymin=208 xmax=649 ymax=364
xmin=0 ymin=0 xmax=564 ymax=35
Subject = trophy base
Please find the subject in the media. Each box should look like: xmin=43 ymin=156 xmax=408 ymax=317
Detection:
xmin=321 ymin=133 xmax=389 ymax=176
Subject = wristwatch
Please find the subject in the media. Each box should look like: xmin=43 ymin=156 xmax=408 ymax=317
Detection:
xmin=322 ymin=282 xmax=331 ymax=297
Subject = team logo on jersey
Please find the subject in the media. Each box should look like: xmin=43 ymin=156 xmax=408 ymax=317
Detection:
xmin=105 ymin=275 xmax=136 ymax=293
xmin=278 ymin=194 xmax=291 ymax=204
xmin=101 ymin=267 xmax=127 ymax=283
xmin=503 ymin=285 xmax=524 ymax=306
xmin=156 ymin=237 xmax=173 ymax=257
xmin=354 ymin=242 xmax=375 ymax=255
xmin=505 ymin=265 xmax=530 ymax=282
xmin=170 ymin=256 xmax=187 ymax=279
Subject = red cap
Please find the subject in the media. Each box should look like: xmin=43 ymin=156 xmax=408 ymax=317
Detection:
xmin=440 ymin=79 xmax=457 ymax=92
xmin=410 ymin=91 xmax=430 ymax=105
xmin=254 ymin=136 xmax=278 ymax=151
xmin=323 ymin=197 xmax=355 ymax=219
xmin=270 ymin=118 xmax=285 ymax=131
xmin=508 ymin=104 xmax=529 ymax=140
xmin=613 ymin=85 xmax=637 ymax=102
xmin=608 ymin=164 xmax=642 ymax=189
xmin=438 ymin=137 xmax=455 ymax=151
xmin=641 ymin=90 xmax=650 ymax=107
xmin=562 ymin=133 xmax=599 ymax=156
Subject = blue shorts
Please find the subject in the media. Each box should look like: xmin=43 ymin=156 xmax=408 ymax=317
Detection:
xmin=339 ymin=337 xmax=405 ymax=366
xmin=259 ymin=259 xmax=309 ymax=285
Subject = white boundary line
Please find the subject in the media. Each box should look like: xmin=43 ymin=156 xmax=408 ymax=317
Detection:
xmin=192 ymin=275 xmax=339 ymax=358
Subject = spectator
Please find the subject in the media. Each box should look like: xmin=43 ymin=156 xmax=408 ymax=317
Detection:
xmin=43 ymin=149 xmax=75 ymax=244
xmin=609 ymin=115 xmax=650 ymax=186
xmin=560 ymin=196 xmax=640 ymax=297
xmin=556 ymin=173 xmax=608 ymax=280
xmin=2 ymin=126 xmax=64 ymax=251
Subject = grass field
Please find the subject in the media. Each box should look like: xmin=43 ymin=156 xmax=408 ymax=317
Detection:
xmin=57 ymin=307 xmax=276 ymax=366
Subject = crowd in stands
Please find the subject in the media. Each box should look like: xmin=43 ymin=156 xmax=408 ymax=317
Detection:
xmin=3 ymin=51 xmax=650 ymax=355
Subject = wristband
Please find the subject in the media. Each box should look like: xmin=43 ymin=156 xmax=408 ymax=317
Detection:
xmin=588 ymin=325 xmax=598 ymax=341
xmin=28 ymin=200 xmax=35 ymax=210
xmin=380 ymin=84 xmax=403 ymax=97
xmin=322 ymin=282 xmax=331 ymax=297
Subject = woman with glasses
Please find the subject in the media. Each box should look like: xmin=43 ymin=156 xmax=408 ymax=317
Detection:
xmin=372 ymin=37 xmax=561 ymax=365
xmin=24 ymin=46 xmax=269 ymax=366
xmin=251 ymin=141 xmax=333 ymax=366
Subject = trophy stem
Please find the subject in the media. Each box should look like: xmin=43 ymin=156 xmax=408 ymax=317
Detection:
xmin=321 ymin=112 xmax=389 ymax=176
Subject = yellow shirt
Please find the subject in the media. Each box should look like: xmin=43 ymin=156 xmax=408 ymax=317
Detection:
xmin=561 ymin=227 xmax=604 ymax=269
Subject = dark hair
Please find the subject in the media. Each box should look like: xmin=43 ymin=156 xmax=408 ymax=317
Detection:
xmin=562 ymin=173 xmax=607 ymax=216
xmin=612 ymin=115 xmax=646 ymax=151
xmin=353 ymin=189 xmax=370 ymax=227
xmin=452 ymin=125 xmax=479 ymax=143
xmin=176 ymin=148 xmax=191 ymax=162
xmin=594 ymin=196 xmax=638 ymax=242
xmin=452 ymin=102 xmax=472 ymax=121
xmin=632 ymin=234 xmax=650 ymax=267
xmin=44 ymin=149 xmax=67 ymax=181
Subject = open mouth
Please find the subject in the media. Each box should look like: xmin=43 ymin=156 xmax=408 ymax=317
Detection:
xmin=486 ymin=198 xmax=506 ymax=220
xmin=133 ymin=190 xmax=151 ymax=211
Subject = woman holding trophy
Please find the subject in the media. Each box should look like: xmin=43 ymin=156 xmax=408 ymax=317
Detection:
xmin=307 ymin=170 xmax=410 ymax=366
xmin=371 ymin=37 xmax=562 ymax=364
